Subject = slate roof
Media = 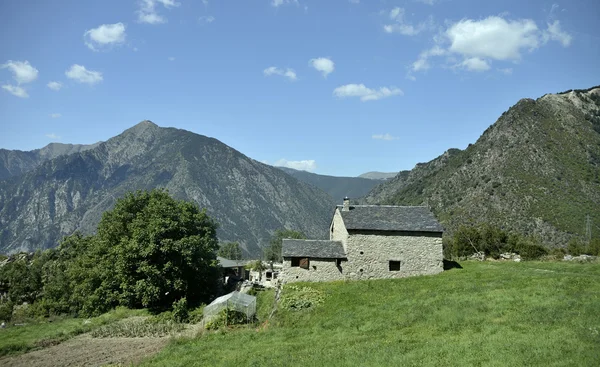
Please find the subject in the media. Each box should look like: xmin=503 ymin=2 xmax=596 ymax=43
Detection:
xmin=217 ymin=256 xmax=249 ymax=268
xmin=282 ymin=239 xmax=346 ymax=259
xmin=338 ymin=205 xmax=443 ymax=232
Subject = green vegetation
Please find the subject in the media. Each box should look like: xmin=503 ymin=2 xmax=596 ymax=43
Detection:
xmin=0 ymin=307 xmax=145 ymax=357
xmin=0 ymin=189 xmax=221 ymax=322
xmin=217 ymin=242 xmax=243 ymax=260
xmin=446 ymin=224 xmax=549 ymax=260
xmin=264 ymin=229 xmax=306 ymax=262
xmin=143 ymin=261 xmax=600 ymax=366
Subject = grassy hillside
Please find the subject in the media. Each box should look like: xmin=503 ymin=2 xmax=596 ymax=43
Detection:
xmin=143 ymin=261 xmax=600 ymax=366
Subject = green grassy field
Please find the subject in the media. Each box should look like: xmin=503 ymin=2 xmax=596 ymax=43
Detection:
xmin=0 ymin=307 xmax=147 ymax=357
xmin=143 ymin=261 xmax=600 ymax=366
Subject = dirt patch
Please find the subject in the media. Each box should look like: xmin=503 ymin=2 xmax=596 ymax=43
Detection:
xmin=0 ymin=335 xmax=168 ymax=367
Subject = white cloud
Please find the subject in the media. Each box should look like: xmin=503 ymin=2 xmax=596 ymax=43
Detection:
xmin=543 ymin=20 xmax=572 ymax=47
xmin=1 ymin=84 xmax=28 ymax=98
xmin=274 ymin=159 xmax=316 ymax=172
xmin=168 ymin=56 xmax=175 ymax=61
xmin=271 ymin=0 xmax=298 ymax=7
xmin=199 ymin=15 xmax=215 ymax=24
xmin=309 ymin=57 xmax=334 ymax=77
xmin=84 ymin=23 xmax=126 ymax=51
xmin=446 ymin=17 xmax=540 ymax=61
xmin=46 ymin=133 xmax=61 ymax=140
xmin=137 ymin=0 xmax=180 ymax=24
xmin=460 ymin=57 xmax=490 ymax=72
xmin=383 ymin=7 xmax=433 ymax=36
xmin=50 ymin=113 xmax=61 ymax=118
xmin=410 ymin=45 xmax=446 ymax=72
xmin=410 ymin=15 xmax=573 ymax=75
xmin=1 ymin=60 xmax=39 ymax=84
xmin=498 ymin=68 xmax=513 ymax=75
xmin=202 ymin=0 xmax=209 ymax=5
xmin=263 ymin=66 xmax=297 ymax=81
xmin=416 ymin=0 xmax=436 ymax=5
xmin=47 ymin=81 xmax=62 ymax=91
xmin=372 ymin=134 xmax=399 ymax=141
xmin=333 ymin=84 xmax=403 ymax=102
xmin=65 ymin=64 xmax=103 ymax=85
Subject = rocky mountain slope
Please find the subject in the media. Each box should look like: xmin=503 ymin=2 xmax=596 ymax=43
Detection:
xmin=358 ymin=171 xmax=398 ymax=180
xmin=277 ymin=167 xmax=380 ymax=201
xmin=0 ymin=142 xmax=100 ymax=180
xmin=365 ymin=86 xmax=600 ymax=247
xmin=0 ymin=121 xmax=335 ymax=256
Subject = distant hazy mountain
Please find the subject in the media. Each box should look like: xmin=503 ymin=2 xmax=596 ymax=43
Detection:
xmin=0 ymin=142 xmax=100 ymax=180
xmin=0 ymin=121 xmax=335 ymax=256
xmin=358 ymin=172 xmax=398 ymax=180
xmin=364 ymin=86 xmax=600 ymax=246
xmin=276 ymin=167 xmax=380 ymax=201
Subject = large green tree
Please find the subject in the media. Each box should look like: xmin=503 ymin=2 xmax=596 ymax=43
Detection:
xmin=264 ymin=229 xmax=306 ymax=262
xmin=43 ymin=189 xmax=221 ymax=315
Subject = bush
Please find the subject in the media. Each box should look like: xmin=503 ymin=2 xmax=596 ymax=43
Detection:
xmin=567 ymin=238 xmax=587 ymax=256
xmin=515 ymin=241 xmax=548 ymax=260
xmin=172 ymin=298 xmax=189 ymax=323
xmin=188 ymin=305 xmax=205 ymax=324
xmin=280 ymin=286 xmax=325 ymax=311
xmin=0 ymin=301 xmax=14 ymax=322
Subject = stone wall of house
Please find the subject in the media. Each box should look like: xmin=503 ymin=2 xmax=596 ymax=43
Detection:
xmin=342 ymin=233 xmax=443 ymax=280
xmin=330 ymin=209 xmax=349 ymax=250
xmin=281 ymin=258 xmax=345 ymax=283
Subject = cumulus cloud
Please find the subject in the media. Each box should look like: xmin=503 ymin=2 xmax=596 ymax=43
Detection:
xmin=46 ymin=133 xmax=61 ymax=140
xmin=84 ymin=23 xmax=126 ymax=51
xmin=383 ymin=7 xmax=433 ymax=36
xmin=1 ymin=60 xmax=39 ymax=84
xmin=137 ymin=0 xmax=180 ymax=24
xmin=410 ymin=15 xmax=573 ymax=75
xmin=333 ymin=84 xmax=403 ymax=102
xmin=47 ymin=81 xmax=62 ymax=91
xmin=1 ymin=84 xmax=28 ymax=98
xmin=199 ymin=15 xmax=215 ymax=24
xmin=372 ymin=134 xmax=399 ymax=141
xmin=274 ymin=159 xmax=316 ymax=172
xmin=1 ymin=60 xmax=38 ymax=98
xmin=309 ymin=57 xmax=334 ymax=77
xmin=65 ymin=64 xmax=103 ymax=85
xmin=263 ymin=66 xmax=297 ymax=81
xmin=50 ymin=113 xmax=62 ymax=118
xmin=460 ymin=57 xmax=491 ymax=72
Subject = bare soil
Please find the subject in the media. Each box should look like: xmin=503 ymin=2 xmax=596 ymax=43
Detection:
xmin=0 ymin=334 xmax=168 ymax=367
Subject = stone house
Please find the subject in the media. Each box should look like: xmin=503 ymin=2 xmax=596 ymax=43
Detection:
xmin=281 ymin=199 xmax=443 ymax=283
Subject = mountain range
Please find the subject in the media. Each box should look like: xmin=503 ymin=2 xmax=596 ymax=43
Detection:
xmin=0 ymin=122 xmax=335 ymax=256
xmin=365 ymin=86 xmax=600 ymax=246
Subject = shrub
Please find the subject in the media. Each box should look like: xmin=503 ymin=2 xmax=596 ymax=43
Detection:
xmin=0 ymin=301 xmax=14 ymax=322
xmin=515 ymin=241 xmax=548 ymax=260
xmin=172 ymin=298 xmax=189 ymax=323
xmin=188 ymin=305 xmax=205 ymax=324
xmin=567 ymin=238 xmax=587 ymax=256
xmin=280 ymin=286 xmax=325 ymax=311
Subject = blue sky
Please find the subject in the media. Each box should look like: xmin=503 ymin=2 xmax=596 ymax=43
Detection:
xmin=1 ymin=0 xmax=599 ymax=177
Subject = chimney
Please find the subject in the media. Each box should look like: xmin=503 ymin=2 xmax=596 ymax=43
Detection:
xmin=342 ymin=197 xmax=350 ymax=211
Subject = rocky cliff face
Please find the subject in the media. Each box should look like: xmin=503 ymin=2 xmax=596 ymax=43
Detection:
xmin=0 ymin=121 xmax=335 ymax=256
xmin=364 ymin=86 xmax=600 ymax=247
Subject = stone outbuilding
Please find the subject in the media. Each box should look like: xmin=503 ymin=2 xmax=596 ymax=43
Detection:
xmin=281 ymin=199 xmax=443 ymax=283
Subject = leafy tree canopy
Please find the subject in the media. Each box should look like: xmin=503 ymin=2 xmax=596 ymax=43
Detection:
xmin=217 ymin=242 xmax=243 ymax=260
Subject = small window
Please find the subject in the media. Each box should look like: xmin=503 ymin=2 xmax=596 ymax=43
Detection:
xmin=299 ymin=258 xmax=310 ymax=269
xmin=291 ymin=257 xmax=309 ymax=269
xmin=360 ymin=251 xmax=364 ymax=255
xmin=389 ymin=261 xmax=401 ymax=271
